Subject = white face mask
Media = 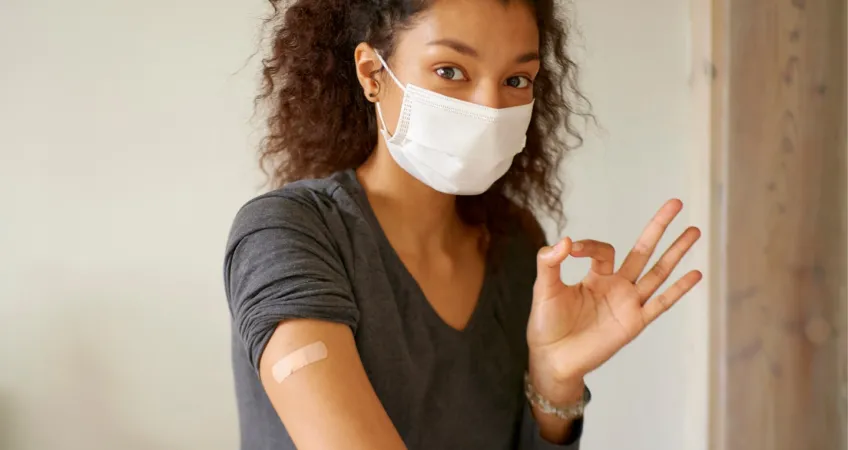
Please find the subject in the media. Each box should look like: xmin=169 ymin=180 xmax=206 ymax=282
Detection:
xmin=374 ymin=53 xmax=534 ymax=195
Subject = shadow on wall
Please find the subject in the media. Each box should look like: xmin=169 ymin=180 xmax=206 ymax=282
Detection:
xmin=19 ymin=262 xmax=237 ymax=450
xmin=59 ymin=326 xmax=174 ymax=450
xmin=0 ymin=391 xmax=18 ymax=450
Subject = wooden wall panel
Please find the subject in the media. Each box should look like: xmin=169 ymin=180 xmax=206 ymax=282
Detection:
xmin=709 ymin=0 xmax=847 ymax=449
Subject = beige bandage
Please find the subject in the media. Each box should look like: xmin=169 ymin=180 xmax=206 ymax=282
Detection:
xmin=271 ymin=341 xmax=328 ymax=383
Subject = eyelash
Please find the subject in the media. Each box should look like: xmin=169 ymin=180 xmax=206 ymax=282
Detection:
xmin=434 ymin=66 xmax=534 ymax=89
xmin=506 ymin=76 xmax=533 ymax=89
xmin=434 ymin=66 xmax=466 ymax=81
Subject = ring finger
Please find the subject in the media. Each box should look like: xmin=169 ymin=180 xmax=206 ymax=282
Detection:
xmin=635 ymin=226 xmax=702 ymax=302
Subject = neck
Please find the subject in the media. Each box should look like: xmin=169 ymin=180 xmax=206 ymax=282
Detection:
xmin=356 ymin=148 xmax=464 ymax=256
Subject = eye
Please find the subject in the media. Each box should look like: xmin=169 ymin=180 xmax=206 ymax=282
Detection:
xmin=434 ymin=66 xmax=467 ymax=81
xmin=505 ymin=76 xmax=532 ymax=89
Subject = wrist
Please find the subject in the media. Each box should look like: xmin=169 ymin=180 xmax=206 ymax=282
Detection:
xmin=527 ymin=358 xmax=585 ymax=405
xmin=525 ymin=370 xmax=590 ymax=429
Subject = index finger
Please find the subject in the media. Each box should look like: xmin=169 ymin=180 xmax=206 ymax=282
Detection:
xmin=617 ymin=199 xmax=683 ymax=282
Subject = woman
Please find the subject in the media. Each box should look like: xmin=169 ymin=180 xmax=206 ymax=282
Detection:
xmin=223 ymin=0 xmax=702 ymax=448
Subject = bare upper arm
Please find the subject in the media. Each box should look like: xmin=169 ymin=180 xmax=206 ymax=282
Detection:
xmin=259 ymin=319 xmax=407 ymax=450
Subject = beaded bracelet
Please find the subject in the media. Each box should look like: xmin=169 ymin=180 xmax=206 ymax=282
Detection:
xmin=523 ymin=371 xmax=591 ymax=420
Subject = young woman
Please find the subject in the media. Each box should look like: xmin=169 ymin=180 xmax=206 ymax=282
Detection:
xmin=223 ymin=0 xmax=702 ymax=449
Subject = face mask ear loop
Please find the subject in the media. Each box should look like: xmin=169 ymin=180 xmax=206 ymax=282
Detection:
xmin=374 ymin=52 xmax=405 ymax=93
xmin=375 ymin=103 xmax=390 ymax=136
xmin=374 ymin=51 xmax=405 ymax=139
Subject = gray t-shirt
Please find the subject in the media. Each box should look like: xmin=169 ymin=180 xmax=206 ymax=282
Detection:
xmin=223 ymin=169 xmax=583 ymax=450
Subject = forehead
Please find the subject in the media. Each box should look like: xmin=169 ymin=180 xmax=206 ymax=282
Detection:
xmin=399 ymin=0 xmax=539 ymax=55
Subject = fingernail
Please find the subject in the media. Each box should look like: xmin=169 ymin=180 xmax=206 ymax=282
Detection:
xmin=572 ymin=242 xmax=583 ymax=252
xmin=542 ymin=241 xmax=564 ymax=258
xmin=554 ymin=240 xmax=566 ymax=253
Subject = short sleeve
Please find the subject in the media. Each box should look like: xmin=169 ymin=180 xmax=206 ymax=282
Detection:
xmin=223 ymin=192 xmax=360 ymax=373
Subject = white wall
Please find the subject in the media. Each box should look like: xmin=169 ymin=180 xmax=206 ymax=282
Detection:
xmin=0 ymin=1 xmax=709 ymax=449
xmin=0 ymin=1 xmax=262 ymax=449
xmin=560 ymin=1 xmax=710 ymax=449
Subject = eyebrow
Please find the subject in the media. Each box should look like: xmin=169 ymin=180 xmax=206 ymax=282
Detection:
xmin=427 ymin=39 xmax=540 ymax=63
xmin=515 ymin=51 xmax=540 ymax=63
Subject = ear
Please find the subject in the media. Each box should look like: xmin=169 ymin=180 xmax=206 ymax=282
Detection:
xmin=354 ymin=43 xmax=383 ymax=103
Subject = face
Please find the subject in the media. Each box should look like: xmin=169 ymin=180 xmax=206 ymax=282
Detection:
xmin=355 ymin=0 xmax=540 ymax=135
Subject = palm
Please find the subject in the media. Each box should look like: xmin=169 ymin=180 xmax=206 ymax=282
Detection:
xmin=527 ymin=200 xmax=703 ymax=381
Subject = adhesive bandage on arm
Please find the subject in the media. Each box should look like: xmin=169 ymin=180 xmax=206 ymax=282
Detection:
xmin=271 ymin=341 xmax=329 ymax=383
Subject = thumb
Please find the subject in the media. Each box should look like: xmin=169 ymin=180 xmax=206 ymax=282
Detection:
xmin=534 ymin=237 xmax=571 ymax=295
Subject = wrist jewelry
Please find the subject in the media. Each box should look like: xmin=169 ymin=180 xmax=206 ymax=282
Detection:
xmin=523 ymin=371 xmax=591 ymax=421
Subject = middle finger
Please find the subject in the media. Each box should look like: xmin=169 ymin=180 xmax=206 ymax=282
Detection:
xmin=635 ymin=226 xmax=702 ymax=302
xmin=617 ymin=199 xmax=683 ymax=282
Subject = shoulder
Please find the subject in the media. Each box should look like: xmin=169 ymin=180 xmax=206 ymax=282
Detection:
xmin=490 ymin=204 xmax=548 ymax=283
xmin=225 ymin=172 xmax=357 ymax=253
xmin=513 ymin=205 xmax=548 ymax=251
xmin=496 ymin=203 xmax=548 ymax=259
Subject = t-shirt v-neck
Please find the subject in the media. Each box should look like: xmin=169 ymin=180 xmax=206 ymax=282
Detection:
xmin=349 ymin=173 xmax=494 ymax=336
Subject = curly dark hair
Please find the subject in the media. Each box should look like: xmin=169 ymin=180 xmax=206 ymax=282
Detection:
xmin=256 ymin=0 xmax=589 ymax=241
